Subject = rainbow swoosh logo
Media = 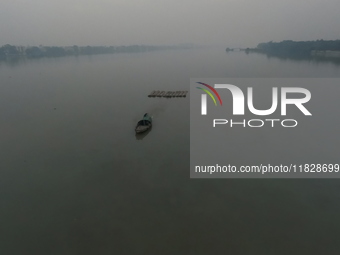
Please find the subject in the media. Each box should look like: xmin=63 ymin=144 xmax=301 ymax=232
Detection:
xmin=196 ymin=82 xmax=223 ymax=106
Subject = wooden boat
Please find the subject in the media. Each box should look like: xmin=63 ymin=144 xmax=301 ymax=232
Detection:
xmin=135 ymin=113 xmax=152 ymax=133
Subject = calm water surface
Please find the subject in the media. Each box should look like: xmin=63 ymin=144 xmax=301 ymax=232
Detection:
xmin=1 ymin=47 xmax=340 ymax=254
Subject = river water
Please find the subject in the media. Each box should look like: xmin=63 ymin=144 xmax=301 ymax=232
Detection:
xmin=1 ymin=47 xmax=340 ymax=254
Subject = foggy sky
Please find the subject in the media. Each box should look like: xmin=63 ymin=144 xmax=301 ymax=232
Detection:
xmin=1 ymin=0 xmax=340 ymax=47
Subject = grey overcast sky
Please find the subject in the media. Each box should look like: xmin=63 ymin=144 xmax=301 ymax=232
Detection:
xmin=0 ymin=0 xmax=339 ymax=47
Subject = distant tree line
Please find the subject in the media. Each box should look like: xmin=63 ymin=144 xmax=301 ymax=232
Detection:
xmin=239 ymin=40 xmax=340 ymax=65
xmin=0 ymin=44 xmax=194 ymax=59
xmin=256 ymin=40 xmax=340 ymax=55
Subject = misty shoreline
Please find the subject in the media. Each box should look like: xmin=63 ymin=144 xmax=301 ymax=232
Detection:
xmin=0 ymin=44 xmax=195 ymax=60
xmin=242 ymin=39 xmax=340 ymax=58
xmin=224 ymin=40 xmax=340 ymax=65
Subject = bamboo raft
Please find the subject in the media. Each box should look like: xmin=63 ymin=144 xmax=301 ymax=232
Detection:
xmin=148 ymin=91 xmax=188 ymax=98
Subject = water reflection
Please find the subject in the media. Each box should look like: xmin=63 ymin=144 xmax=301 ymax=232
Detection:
xmin=0 ymin=56 xmax=28 ymax=67
xmin=242 ymin=51 xmax=340 ymax=66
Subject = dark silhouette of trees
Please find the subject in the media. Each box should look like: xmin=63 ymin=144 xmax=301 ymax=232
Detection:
xmin=244 ymin=40 xmax=340 ymax=65
xmin=0 ymin=44 xmax=194 ymax=61
xmin=25 ymin=46 xmax=43 ymax=58
xmin=256 ymin=40 xmax=340 ymax=56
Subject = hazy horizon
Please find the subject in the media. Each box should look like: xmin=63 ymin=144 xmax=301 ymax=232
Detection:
xmin=1 ymin=0 xmax=340 ymax=48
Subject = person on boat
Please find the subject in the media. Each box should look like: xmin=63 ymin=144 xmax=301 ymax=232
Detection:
xmin=141 ymin=113 xmax=151 ymax=125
